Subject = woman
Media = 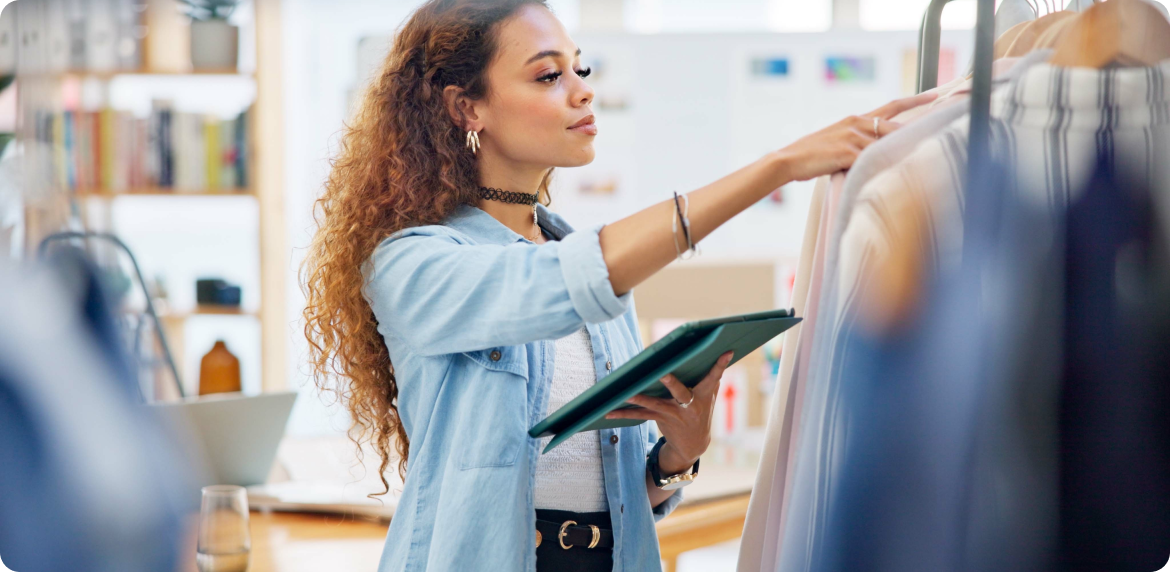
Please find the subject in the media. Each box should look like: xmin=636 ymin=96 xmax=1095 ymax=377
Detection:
xmin=302 ymin=1 xmax=933 ymax=570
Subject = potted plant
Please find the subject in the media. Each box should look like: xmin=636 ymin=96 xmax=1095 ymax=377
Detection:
xmin=180 ymin=0 xmax=240 ymax=71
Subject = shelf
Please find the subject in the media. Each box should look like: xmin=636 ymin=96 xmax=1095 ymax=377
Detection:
xmin=159 ymin=305 xmax=259 ymax=320
xmin=55 ymin=69 xmax=255 ymax=79
xmin=77 ymin=188 xmax=255 ymax=198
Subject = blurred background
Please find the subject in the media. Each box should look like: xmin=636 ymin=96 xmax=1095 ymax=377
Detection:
xmin=6 ymin=0 xmax=986 ymax=437
xmin=7 ymin=0 xmax=1163 ymax=570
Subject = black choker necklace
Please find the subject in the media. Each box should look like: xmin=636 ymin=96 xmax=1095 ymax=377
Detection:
xmin=478 ymin=186 xmax=538 ymax=206
xmin=477 ymin=186 xmax=541 ymax=241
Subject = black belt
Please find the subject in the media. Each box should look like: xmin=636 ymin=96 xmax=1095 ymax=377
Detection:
xmin=535 ymin=519 xmax=614 ymax=550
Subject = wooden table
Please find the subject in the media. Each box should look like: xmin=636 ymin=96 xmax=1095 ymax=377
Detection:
xmin=656 ymin=494 xmax=750 ymax=572
xmin=221 ymin=493 xmax=749 ymax=572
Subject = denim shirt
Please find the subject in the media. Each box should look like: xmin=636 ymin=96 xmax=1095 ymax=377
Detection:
xmin=364 ymin=203 xmax=684 ymax=571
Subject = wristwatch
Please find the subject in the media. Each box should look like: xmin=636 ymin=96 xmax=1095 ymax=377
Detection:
xmin=647 ymin=437 xmax=700 ymax=490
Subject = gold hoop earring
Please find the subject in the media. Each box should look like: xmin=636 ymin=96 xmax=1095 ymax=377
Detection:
xmin=465 ymin=129 xmax=481 ymax=155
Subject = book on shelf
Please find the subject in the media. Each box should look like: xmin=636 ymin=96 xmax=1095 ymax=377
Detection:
xmin=33 ymin=102 xmax=251 ymax=195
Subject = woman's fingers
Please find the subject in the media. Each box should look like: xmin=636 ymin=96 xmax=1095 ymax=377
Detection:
xmin=660 ymin=374 xmax=694 ymax=405
xmin=604 ymin=406 xmax=661 ymax=422
xmin=867 ymin=91 xmax=938 ymax=120
xmin=695 ymin=351 xmax=734 ymax=398
xmin=854 ymin=115 xmax=902 ymax=139
xmin=625 ymin=394 xmax=677 ymax=415
xmin=877 ymin=119 xmax=903 ymax=137
xmin=848 ymin=127 xmax=875 ymax=148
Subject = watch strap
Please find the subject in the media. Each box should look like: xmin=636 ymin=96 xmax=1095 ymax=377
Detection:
xmin=647 ymin=437 xmax=700 ymax=489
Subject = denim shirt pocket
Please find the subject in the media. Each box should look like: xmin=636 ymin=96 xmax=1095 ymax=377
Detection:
xmin=457 ymin=344 xmax=529 ymax=470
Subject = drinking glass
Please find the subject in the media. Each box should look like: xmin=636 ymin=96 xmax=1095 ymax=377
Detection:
xmin=196 ymin=485 xmax=251 ymax=572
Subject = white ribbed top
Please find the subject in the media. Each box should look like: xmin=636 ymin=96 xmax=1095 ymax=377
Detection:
xmin=534 ymin=327 xmax=609 ymax=512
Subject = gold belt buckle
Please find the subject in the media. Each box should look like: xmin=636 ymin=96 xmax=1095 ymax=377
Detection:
xmin=558 ymin=520 xmax=577 ymax=550
xmin=535 ymin=529 xmax=542 ymax=548
xmin=587 ymin=524 xmax=601 ymax=549
xmin=556 ymin=520 xmax=601 ymax=550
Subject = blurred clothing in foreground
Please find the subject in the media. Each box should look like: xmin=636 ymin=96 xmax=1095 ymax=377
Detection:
xmin=0 ymin=255 xmax=197 ymax=572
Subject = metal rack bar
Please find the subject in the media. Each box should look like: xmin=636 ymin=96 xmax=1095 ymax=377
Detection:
xmin=967 ymin=0 xmax=998 ymax=183
xmin=917 ymin=0 xmax=960 ymax=93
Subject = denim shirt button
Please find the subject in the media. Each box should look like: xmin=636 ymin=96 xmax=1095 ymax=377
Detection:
xmin=489 ymin=350 xmax=502 ymax=361
xmin=605 ymin=360 xmax=612 ymax=371
xmin=610 ymin=434 xmax=619 ymax=445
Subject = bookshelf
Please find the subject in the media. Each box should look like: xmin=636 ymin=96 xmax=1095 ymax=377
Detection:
xmin=18 ymin=0 xmax=287 ymax=396
xmin=79 ymin=188 xmax=256 ymax=197
xmin=23 ymin=70 xmax=256 ymax=80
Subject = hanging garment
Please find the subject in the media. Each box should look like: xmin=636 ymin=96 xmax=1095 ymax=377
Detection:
xmin=738 ymin=51 xmax=1052 ymax=572
xmin=0 ymin=262 xmax=198 ymax=572
xmin=747 ymin=93 xmax=968 ymax=557
xmin=807 ymin=156 xmax=1064 ymax=572
xmin=808 ymin=154 xmax=1170 ymax=572
xmin=41 ymin=245 xmax=138 ymax=398
xmin=741 ymin=177 xmax=828 ymax=572
xmin=779 ymin=61 xmax=1170 ymax=572
xmin=1058 ymin=160 xmax=1170 ymax=571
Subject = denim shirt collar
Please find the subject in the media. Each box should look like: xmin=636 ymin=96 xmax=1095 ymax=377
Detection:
xmin=445 ymin=203 xmax=573 ymax=245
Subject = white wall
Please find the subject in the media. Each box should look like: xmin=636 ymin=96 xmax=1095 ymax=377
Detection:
xmin=278 ymin=0 xmax=974 ymax=435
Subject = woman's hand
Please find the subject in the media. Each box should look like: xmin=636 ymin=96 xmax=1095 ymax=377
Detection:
xmin=774 ymin=91 xmax=938 ymax=182
xmin=604 ymin=351 xmax=734 ymax=474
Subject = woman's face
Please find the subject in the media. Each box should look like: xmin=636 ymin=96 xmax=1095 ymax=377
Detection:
xmin=472 ymin=4 xmax=597 ymax=168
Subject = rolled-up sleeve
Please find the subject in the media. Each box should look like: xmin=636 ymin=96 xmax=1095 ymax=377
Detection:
xmin=559 ymin=224 xmax=631 ymax=323
xmin=365 ymin=225 xmax=631 ymax=357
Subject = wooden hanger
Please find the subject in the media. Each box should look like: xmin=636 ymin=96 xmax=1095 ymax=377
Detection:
xmin=1004 ymin=11 xmax=1078 ymax=56
xmin=1050 ymin=0 xmax=1170 ymax=68
xmin=995 ymin=20 xmax=1035 ymax=59
xmin=1034 ymin=14 xmax=1080 ymax=48
xmin=970 ymin=19 xmax=1033 ymax=82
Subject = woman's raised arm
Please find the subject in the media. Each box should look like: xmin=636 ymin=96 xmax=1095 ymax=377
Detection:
xmin=600 ymin=92 xmax=936 ymax=296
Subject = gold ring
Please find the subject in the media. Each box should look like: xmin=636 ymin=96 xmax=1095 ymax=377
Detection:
xmin=559 ymin=520 xmax=577 ymax=550
xmin=873 ymin=117 xmax=880 ymax=138
xmin=588 ymin=525 xmax=601 ymax=549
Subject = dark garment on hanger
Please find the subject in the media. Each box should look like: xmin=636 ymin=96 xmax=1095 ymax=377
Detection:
xmin=1058 ymin=160 xmax=1170 ymax=571
xmin=43 ymin=245 xmax=138 ymax=399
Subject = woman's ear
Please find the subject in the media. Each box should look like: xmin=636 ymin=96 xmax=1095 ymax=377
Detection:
xmin=443 ymin=85 xmax=481 ymax=132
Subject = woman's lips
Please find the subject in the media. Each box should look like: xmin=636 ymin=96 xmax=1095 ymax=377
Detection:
xmin=568 ymin=115 xmax=597 ymax=136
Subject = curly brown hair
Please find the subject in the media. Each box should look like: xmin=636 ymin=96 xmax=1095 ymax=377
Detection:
xmin=301 ymin=0 xmax=552 ymax=497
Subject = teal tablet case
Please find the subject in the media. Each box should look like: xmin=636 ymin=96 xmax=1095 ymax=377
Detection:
xmin=529 ymin=308 xmax=801 ymax=453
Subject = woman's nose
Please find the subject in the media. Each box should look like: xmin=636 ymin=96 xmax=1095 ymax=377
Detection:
xmin=574 ymin=76 xmax=594 ymax=107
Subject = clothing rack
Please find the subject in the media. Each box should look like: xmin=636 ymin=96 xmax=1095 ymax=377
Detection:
xmin=916 ymin=0 xmax=997 ymax=186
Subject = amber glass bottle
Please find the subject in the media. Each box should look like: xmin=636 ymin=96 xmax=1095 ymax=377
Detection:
xmin=199 ymin=340 xmax=241 ymax=395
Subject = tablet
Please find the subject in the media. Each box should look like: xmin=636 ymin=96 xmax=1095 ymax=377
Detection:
xmin=529 ymin=308 xmax=801 ymax=453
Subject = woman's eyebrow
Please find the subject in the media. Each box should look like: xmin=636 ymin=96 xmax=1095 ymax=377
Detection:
xmin=524 ymin=47 xmax=582 ymax=66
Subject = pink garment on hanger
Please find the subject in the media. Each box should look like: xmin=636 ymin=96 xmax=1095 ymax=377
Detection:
xmin=740 ymin=176 xmax=826 ymax=572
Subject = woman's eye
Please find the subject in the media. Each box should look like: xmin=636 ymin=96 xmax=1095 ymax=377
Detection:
xmin=537 ymin=67 xmax=591 ymax=84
